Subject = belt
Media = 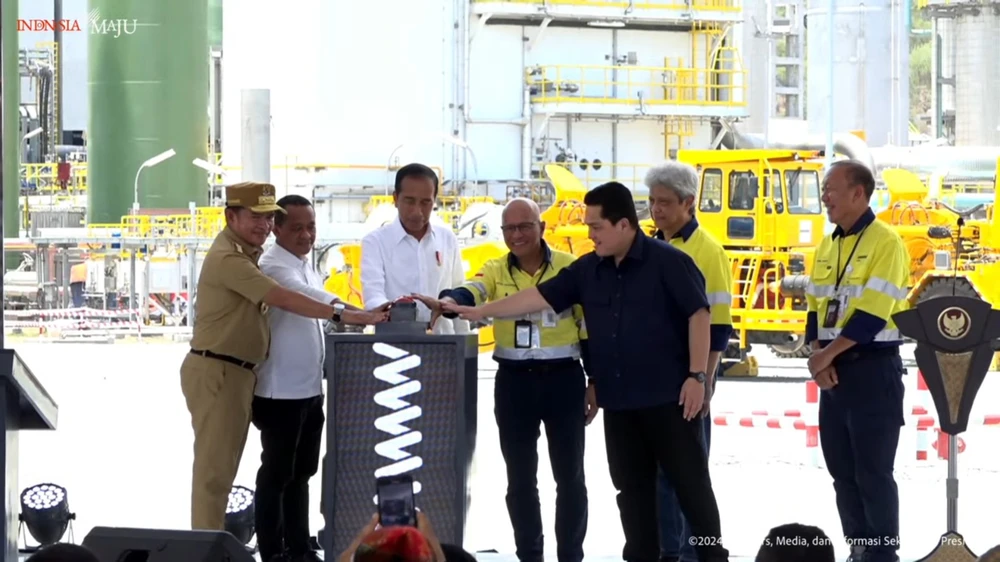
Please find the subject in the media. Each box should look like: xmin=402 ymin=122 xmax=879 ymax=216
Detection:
xmin=836 ymin=346 xmax=900 ymax=363
xmin=190 ymin=349 xmax=257 ymax=370
xmin=496 ymin=358 xmax=580 ymax=374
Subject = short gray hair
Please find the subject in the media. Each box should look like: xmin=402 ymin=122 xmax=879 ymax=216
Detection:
xmin=643 ymin=161 xmax=699 ymax=203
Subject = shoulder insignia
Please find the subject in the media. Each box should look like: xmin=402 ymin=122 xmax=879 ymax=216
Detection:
xmin=234 ymin=243 xmax=244 ymax=254
xmin=260 ymin=302 xmax=269 ymax=315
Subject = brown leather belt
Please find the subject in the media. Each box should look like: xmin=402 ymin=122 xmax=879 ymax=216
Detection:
xmin=190 ymin=349 xmax=257 ymax=370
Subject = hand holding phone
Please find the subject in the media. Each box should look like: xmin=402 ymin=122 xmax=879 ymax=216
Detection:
xmin=377 ymin=475 xmax=416 ymax=527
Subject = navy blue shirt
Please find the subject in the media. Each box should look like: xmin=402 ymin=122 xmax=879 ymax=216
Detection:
xmin=537 ymin=232 xmax=710 ymax=411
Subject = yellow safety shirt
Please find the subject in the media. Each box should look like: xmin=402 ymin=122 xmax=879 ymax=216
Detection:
xmin=805 ymin=208 xmax=910 ymax=350
xmin=443 ymin=242 xmax=587 ymax=362
xmin=655 ymin=217 xmax=733 ymax=352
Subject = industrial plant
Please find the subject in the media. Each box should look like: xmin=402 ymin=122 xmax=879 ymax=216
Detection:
xmin=2 ymin=0 xmax=999 ymax=362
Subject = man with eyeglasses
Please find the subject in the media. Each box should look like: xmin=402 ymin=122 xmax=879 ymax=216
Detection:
xmin=412 ymin=198 xmax=594 ymax=562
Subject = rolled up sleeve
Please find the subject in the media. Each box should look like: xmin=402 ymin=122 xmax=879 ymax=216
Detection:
xmin=261 ymin=257 xmax=337 ymax=303
xmin=666 ymin=252 xmax=710 ymax=319
xmin=360 ymin=234 xmax=389 ymax=310
xmin=537 ymin=261 xmax=583 ymax=314
xmin=219 ymin=254 xmax=279 ymax=304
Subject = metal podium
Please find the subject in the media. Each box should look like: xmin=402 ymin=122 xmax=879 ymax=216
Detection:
xmin=319 ymin=305 xmax=478 ymax=555
xmin=893 ymin=295 xmax=1000 ymax=562
xmin=0 ymin=350 xmax=58 ymax=562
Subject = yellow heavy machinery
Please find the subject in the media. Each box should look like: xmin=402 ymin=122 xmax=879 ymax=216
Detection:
xmin=662 ymin=149 xmax=828 ymax=372
xmin=322 ymin=152 xmax=826 ymax=368
xmin=875 ymin=161 xmax=1000 ymax=307
xmin=537 ymin=153 xmax=826 ymax=373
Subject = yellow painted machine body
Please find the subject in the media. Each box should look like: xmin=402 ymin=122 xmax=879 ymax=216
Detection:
xmin=671 ymin=149 xmax=826 ymax=355
xmin=887 ymin=159 xmax=1000 ymax=307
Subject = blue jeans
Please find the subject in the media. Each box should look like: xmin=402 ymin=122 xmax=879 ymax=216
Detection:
xmin=656 ymin=400 xmax=713 ymax=561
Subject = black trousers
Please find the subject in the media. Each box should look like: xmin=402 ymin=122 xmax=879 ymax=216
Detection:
xmin=819 ymin=351 xmax=904 ymax=562
xmin=252 ymin=395 xmax=325 ymax=560
xmin=603 ymin=403 xmax=728 ymax=562
xmin=494 ymin=361 xmax=588 ymax=562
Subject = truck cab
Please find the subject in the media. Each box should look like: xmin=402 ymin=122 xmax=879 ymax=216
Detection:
xmin=676 ymin=149 xmax=826 ymax=253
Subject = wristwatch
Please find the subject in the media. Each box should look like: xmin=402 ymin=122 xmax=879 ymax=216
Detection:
xmin=332 ymin=303 xmax=346 ymax=323
xmin=688 ymin=371 xmax=707 ymax=384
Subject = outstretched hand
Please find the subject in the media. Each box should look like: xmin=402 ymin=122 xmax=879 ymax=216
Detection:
xmin=440 ymin=301 xmax=486 ymax=322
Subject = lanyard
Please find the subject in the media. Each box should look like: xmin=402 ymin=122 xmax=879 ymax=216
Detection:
xmin=510 ymin=262 xmax=549 ymax=292
xmin=835 ymin=227 xmax=867 ymax=290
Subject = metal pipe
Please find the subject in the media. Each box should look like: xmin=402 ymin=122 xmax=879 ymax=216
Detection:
xmin=53 ymin=0 xmax=62 ymax=139
xmin=521 ymin=86 xmax=531 ymax=180
xmin=779 ymin=274 xmax=810 ymax=297
xmin=187 ymin=244 xmax=197 ymax=327
xmin=240 ymin=89 xmax=271 ymax=183
xmin=824 ymin=0 xmax=834 ymax=170
xmin=947 ymin=434 xmax=958 ymax=531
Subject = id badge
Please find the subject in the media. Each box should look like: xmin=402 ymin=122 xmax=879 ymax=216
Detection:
xmin=823 ymin=299 xmax=840 ymax=328
xmin=541 ymin=309 xmax=558 ymax=328
xmin=515 ymin=320 xmax=533 ymax=349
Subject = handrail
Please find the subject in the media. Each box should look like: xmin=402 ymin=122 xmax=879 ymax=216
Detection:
xmin=526 ymin=63 xmax=747 ymax=108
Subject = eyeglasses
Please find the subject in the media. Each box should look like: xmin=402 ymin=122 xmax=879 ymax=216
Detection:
xmin=500 ymin=222 xmax=539 ymax=234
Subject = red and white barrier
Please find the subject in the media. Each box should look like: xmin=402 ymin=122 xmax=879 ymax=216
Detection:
xmin=714 ymin=370 xmax=999 ymax=465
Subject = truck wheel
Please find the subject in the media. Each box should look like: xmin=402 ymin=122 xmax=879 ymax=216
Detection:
xmin=769 ymin=334 xmax=811 ymax=358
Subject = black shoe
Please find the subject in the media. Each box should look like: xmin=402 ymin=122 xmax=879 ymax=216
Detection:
xmin=291 ymin=551 xmax=323 ymax=562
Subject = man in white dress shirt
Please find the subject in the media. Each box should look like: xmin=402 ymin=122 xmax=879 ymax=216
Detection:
xmin=360 ymin=163 xmax=469 ymax=334
xmin=255 ymin=195 xmax=385 ymax=562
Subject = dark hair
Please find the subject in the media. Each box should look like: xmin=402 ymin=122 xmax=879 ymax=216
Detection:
xmin=26 ymin=543 xmax=100 ymax=562
xmin=394 ymin=163 xmax=439 ymax=197
xmin=830 ymin=159 xmax=876 ymax=199
xmin=583 ymin=181 xmax=639 ymax=229
xmin=275 ymin=194 xmax=312 ymax=226
xmin=755 ymin=524 xmax=835 ymax=562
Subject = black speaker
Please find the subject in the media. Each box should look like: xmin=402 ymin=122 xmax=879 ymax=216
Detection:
xmin=81 ymin=527 xmax=255 ymax=562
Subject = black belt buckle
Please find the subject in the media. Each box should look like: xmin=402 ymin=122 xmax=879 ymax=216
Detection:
xmin=191 ymin=349 xmax=255 ymax=370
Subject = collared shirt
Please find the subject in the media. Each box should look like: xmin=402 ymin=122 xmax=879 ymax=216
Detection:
xmin=655 ymin=217 xmax=734 ymax=352
xmin=360 ymin=219 xmax=470 ymax=334
xmin=256 ymin=244 xmax=335 ymax=399
xmin=190 ymin=227 xmax=279 ymax=365
xmin=443 ymin=241 xmax=587 ymax=363
xmin=805 ymin=208 xmax=910 ymax=351
xmin=537 ymin=232 xmax=710 ymax=411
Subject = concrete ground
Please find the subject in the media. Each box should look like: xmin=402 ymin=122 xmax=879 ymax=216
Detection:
xmin=11 ymin=341 xmax=1000 ymax=561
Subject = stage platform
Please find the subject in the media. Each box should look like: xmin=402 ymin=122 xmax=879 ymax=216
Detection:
xmin=10 ymin=342 xmax=1000 ymax=562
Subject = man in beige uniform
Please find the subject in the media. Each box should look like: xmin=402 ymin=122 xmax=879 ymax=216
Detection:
xmin=181 ymin=182 xmax=388 ymax=531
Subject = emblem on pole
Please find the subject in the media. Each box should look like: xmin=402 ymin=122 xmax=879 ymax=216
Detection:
xmin=938 ymin=307 xmax=971 ymax=340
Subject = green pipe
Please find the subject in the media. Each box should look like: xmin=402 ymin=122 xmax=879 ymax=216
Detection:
xmin=2 ymin=0 xmax=19 ymax=260
xmin=87 ymin=0 xmax=209 ymax=224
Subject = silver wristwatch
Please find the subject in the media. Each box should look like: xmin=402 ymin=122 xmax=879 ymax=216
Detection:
xmin=332 ymin=302 xmax=346 ymax=323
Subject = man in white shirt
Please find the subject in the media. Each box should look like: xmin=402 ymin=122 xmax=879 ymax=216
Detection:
xmin=360 ymin=163 xmax=469 ymax=334
xmin=255 ymin=195 xmax=386 ymax=562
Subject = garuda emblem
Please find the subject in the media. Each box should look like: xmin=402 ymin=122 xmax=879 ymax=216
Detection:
xmin=937 ymin=307 xmax=971 ymax=340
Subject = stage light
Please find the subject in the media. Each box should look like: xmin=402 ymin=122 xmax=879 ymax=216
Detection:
xmin=224 ymin=485 xmax=255 ymax=545
xmin=19 ymin=483 xmax=76 ymax=547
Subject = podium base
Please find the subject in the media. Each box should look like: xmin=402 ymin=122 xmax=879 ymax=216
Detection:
xmin=914 ymin=531 xmax=977 ymax=562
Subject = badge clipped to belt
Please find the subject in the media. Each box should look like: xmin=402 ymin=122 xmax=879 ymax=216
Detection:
xmin=823 ymin=299 xmax=840 ymax=328
xmin=511 ymin=263 xmax=549 ymax=349
xmin=514 ymin=320 xmax=534 ymax=349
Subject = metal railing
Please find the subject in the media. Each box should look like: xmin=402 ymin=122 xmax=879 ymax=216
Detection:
xmin=21 ymin=163 xmax=88 ymax=194
xmin=534 ymin=161 xmax=654 ymax=192
xmin=526 ymin=63 xmax=747 ymax=109
xmin=473 ymin=0 xmax=740 ymax=11
xmin=87 ymin=208 xmax=225 ymax=239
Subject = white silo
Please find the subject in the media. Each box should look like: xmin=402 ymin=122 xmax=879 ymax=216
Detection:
xmin=805 ymin=0 xmax=911 ymax=146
